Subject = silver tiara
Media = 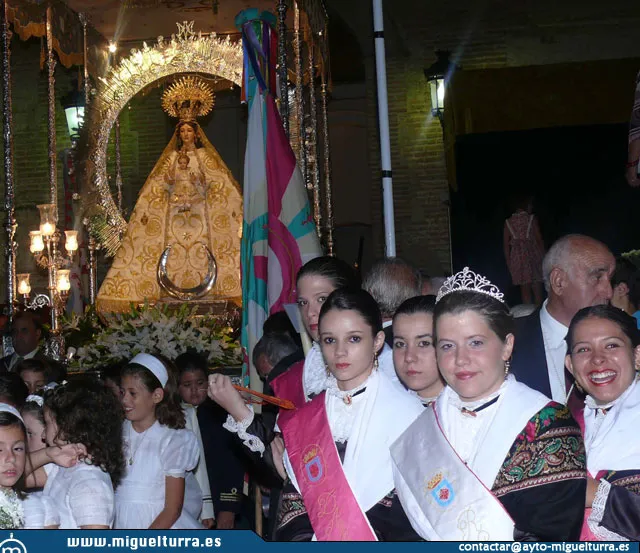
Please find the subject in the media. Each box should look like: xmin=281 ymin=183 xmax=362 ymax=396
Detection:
xmin=435 ymin=267 xmax=504 ymax=304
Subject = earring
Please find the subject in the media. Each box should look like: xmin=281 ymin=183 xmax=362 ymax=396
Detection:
xmin=504 ymin=360 xmax=511 ymax=377
xmin=325 ymin=363 xmax=331 ymax=377
xmin=374 ymin=354 xmax=379 ymax=370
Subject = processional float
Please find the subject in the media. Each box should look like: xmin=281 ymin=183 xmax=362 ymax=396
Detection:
xmin=1 ymin=0 xmax=334 ymax=358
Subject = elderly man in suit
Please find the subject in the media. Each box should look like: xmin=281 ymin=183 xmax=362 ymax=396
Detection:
xmin=1 ymin=311 xmax=48 ymax=372
xmin=511 ymin=234 xmax=615 ymax=403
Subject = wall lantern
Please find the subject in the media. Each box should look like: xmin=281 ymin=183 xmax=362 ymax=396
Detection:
xmin=424 ymin=50 xmax=459 ymax=120
xmin=61 ymin=89 xmax=85 ymax=140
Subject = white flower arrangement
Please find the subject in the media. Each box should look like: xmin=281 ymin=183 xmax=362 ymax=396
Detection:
xmin=0 ymin=489 xmax=24 ymax=529
xmin=66 ymin=303 xmax=242 ymax=370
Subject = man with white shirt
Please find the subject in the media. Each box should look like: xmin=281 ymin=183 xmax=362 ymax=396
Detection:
xmin=363 ymin=257 xmax=422 ymax=346
xmin=1 ymin=311 xmax=47 ymax=372
xmin=511 ymin=234 xmax=615 ymax=402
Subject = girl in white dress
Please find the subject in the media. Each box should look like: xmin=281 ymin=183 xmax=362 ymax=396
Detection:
xmin=0 ymin=404 xmax=29 ymax=528
xmin=21 ymin=394 xmax=59 ymax=529
xmin=29 ymin=379 xmax=125 ymax=529
xmin=115 ymin=353 xmax=203 ymax=529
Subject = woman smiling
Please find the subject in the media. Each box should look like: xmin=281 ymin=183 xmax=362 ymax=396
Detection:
xmin=565 ymin=305 xmax=640 ymax=541
xmin=392 ymin=267 xmax=586 ymax=541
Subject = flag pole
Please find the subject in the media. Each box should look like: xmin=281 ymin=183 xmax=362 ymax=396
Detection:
xmin=372 ymin=0 xmax=396 ymax=257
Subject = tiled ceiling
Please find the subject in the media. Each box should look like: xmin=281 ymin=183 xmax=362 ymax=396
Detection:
xmin=64 ymin=0 xmax=277 ymax=42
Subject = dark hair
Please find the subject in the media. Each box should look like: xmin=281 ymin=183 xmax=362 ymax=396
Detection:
xmin=43 ymin=378 xmax=125 ymax=487
xmin=434 ymin=291 xmax=514 ymax=342
xmin=296 ymin=256 xmax=359 ymax=291
xmin=16 ymin=359 xmax=47 ymax=378
xmin=612 ymin=257 xmax=640 ymax=311
xmin=319 ymin=288 xmax=383 ymax=338
xmin=262 ymin=311 xmax=300 ymax=344
xmin=11 ymin=310 xmax=43 ymax=333
xmin=252 ymin=332 xmax=299 ymax=368
xmin=393 ymin=295 xmax=436 ymax=323
xmin=121 ymin=355 xmax=185 ymax=429
xmin=566 ymin=304 xmax=640 ymax=351
xmin=174 ymin=351 xmax=208 ymax=380
xmin=16 ymin=358 xmax=65 ymax=387
xmin=100 ymin=362 xmax=125 ymax=388
xmin=175 ymin=121 xmax=203 ymax=149
xmin=0 ymin=373 xmax=29 ymax=409
xmin=0 ymin=411 xmax=27 ymax=493
xmin=21 ymin=392 xmax=44 ymax=426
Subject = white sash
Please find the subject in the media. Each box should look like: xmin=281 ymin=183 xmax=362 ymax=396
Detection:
xmin=391 ymin=376 xmax=549 ymax=541
xmin=585 ymin=378 xmax=640 ymax=474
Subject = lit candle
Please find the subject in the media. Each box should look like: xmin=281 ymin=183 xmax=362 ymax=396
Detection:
xmin=64 ymin=230 xmax=79 ymax=253
xmin=37 ymin=204 xmax=57 ymax=236
xmin=17 ymin=274 xmax=31 ymax=296
xmin=29 ymin=231 xmax=44 ymax=253
xmin=56 ymin=269 xmax=71 ymax=292
xmin=40 ymin=222 xmax=55 ymax=237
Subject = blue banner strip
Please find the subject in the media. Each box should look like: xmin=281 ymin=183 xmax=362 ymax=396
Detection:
xmin=0 ymin=531 xmax=638 ymax=553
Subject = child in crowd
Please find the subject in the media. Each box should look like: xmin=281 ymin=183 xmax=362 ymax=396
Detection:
xmin=0 ymin=404 xmax=28 ymax=528
xmin=0 ymin=373 xmax=28 ymax=409
xmin=16 ymin=360 xmax=48 ymax=394
xmin=20 ymin=393 xmax=59 ymax=529
xmin=26 ymin=378 xmax=124 ymax=529
xmin=101 ymin=363 xmax=124 ymax=399
xmin=176 ymin=352 xmax=246 ymax=530
xmin=503 ymin=193 xmax=545 ymax=305
xmin=115 ymin=353 xmax=203 ymax=529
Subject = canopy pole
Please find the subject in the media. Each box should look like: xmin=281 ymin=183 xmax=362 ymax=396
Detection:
xmin=372 ymin=0 xmax=396 ymax=257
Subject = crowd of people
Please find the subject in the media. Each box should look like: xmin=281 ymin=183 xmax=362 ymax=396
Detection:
xmin=0 ymin=233 xmax=639 ymax=541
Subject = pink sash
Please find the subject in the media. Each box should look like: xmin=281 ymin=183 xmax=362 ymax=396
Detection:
xmin=271 ymin=360 xmax=306 ymax=408
xmin=278 ymin=392 xmax=377 ymax=541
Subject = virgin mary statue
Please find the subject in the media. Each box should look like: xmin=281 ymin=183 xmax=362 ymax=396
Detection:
xmin=96 ymin=76 xmax=243 ymax=314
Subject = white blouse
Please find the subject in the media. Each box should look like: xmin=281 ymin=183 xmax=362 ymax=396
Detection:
xmin=43 ymin=462 xmax=115 ymax=529
xmin=115 ymin=420 xmax=202 ymax=529
xmin=23 ymin=491 xmax=60 ymax=529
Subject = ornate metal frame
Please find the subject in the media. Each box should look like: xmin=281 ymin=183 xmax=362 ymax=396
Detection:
xmin=81 ymin=22 xmax=243 ymax=256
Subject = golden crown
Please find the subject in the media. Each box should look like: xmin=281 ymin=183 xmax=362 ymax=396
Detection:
xmin=161 ymin=75 xmax=215 ymax=121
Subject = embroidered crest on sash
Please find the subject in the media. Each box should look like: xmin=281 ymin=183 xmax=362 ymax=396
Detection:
xmin=425 ymin=471 xmax=455 ymax=507
xmin=302 ymin=444 xmax=325 ymax=483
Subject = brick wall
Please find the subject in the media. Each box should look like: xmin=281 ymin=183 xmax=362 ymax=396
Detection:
xmin=355 ymin=0 xmax=640 ymax=275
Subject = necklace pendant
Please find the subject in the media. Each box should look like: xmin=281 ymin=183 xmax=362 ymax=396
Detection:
xmin=461 ymin=407 xmax=477 ymax=417
xmin=343 ymin=395 xmax=352 ymax=406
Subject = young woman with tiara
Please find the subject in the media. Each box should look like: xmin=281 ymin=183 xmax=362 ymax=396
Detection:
xmin=25 ymin=379 xmax=124 ymax=529
xmin=209 ymin=288 xmax=424 ymax=541
xmin=115 ymin=353 xmax=203 ymax=529
xmin=392 ymin=295 xmax=445 ymax=407
xmin=391 ymin=268 xmax=587 ymax=541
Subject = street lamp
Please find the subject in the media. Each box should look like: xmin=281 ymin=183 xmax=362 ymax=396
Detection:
xmin=424 ymin=50 xmax=459 ymax=121
xmin=60 ymin=89 xmax=85 ymax=141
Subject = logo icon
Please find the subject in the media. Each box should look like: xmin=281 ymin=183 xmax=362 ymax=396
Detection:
xmin=425 ymin=471 xmax=455 ymax=507
xmin=302 ymin=444 xmax=324 ymax=483
xmin=0 ymin=533 xmax=27 ymax=553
